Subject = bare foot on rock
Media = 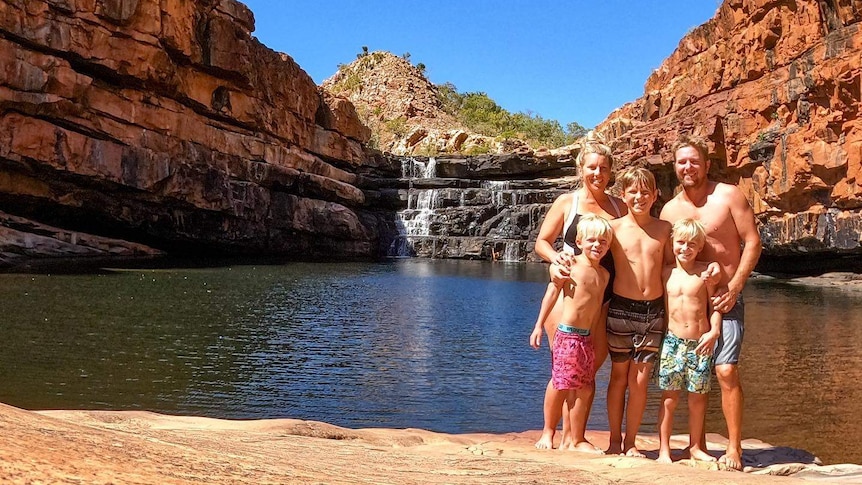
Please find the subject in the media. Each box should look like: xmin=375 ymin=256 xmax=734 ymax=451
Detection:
xmin=656 ymin=453 xmax=673 ymax=464
xmin=690 ymin=447 xmax=716 ymax=462
xmin=535 ymin=431 xmax=555 ymax=450
xmin=718 ymin=450 xmax=743 ymax=470
xmin=624 ymin=446 xmax=646 ymax=458
xmin=571 ymin=441 xmax=605 ymax=454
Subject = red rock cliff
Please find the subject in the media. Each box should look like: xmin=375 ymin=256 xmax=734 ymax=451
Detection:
xmin=597 ymin=0 xmax=862 ymax=260
xmin=0 ymin=0 xmax=397 ymax=262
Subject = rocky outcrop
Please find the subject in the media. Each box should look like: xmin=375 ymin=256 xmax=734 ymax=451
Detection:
xmin=0 ymin=404 xmax=857 ymax=483
xmin=0 ymin=210 xmax=159 ymax=266
xmin=596 ymin=0 xmax=862 ymax=259
xmin=321 ymin=51 xmax=511 ymax=156
xmin=0 ymin=0 xmax=400 ymax=262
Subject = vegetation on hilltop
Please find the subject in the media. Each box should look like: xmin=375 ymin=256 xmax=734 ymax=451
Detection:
xmin=324 ymin=48 xmax=589 ymax=154
xmin=436 ymin=82 xmax=588 ymax=148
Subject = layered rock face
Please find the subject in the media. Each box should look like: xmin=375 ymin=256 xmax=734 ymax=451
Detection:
xmin=597 ymin=0 xmax=862 ymax=262
xmin=0 ymin=0 xmax=399 ymax=263
xmin=384 ymin=150 xmax=578 ymax=261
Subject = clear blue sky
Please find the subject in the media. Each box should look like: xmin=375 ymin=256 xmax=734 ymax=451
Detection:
xmin=239 ymin=1 xmax=718 ymax=129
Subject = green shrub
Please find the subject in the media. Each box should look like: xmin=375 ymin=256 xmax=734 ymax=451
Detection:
xmin=384 ymin=117 xmax=408 ymax=137
xmin=434 ymin=83 xmax=588 ymax=148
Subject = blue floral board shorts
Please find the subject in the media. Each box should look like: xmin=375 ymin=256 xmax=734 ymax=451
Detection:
xmin=657 ymin=331 xmax=713 ymax=394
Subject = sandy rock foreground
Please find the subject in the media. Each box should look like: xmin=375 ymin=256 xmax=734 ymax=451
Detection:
xmin=0 ymin=403 xmax=857 ymax=484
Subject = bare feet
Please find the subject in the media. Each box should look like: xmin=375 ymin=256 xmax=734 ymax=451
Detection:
xmin=718 ymin=450 xmax=743 ymax=470
xmin=690 ymin=447 xmax=716 ymax=462
xmin=605 ymin=440 xmax=622 ymax=455
xmin=571 ymin=441 xmax=605 ymax=454
xmin=624 ymin=445 xmax=646 ymax=458
xmin=656 ymin=453 xmax=673 ymax=464
xmin=535 ymin=431 xmax=555 ymax=450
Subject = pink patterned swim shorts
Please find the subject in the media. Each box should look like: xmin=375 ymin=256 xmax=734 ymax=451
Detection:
xmin=552 ymin=327 xmax=594 ymax=390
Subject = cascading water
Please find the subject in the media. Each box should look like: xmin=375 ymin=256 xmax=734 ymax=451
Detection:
xmin=389 ymin=158 xmax=439 ymax=257
xmin=387 ymin=155 xmax=566 ymax=260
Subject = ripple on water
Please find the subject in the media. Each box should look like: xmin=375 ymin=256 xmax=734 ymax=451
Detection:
xmin=0 ymin=262 xmax=858 ymax=464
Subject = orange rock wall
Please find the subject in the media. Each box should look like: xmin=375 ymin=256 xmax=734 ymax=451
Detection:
xmin=0 ymin=0 xmax=393 ymax=258
xmin=598 ymin=0 xmax=862 ymax=257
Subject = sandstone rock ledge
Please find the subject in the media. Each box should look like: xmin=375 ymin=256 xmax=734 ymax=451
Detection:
xmin=0 ymin=404 xmax=856 ymax=484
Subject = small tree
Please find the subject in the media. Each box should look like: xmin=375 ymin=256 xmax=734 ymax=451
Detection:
xmin=565 ymin=121 xmax=588 ymax=142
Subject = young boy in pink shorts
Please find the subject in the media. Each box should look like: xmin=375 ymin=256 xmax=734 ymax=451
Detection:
xmin=530 ymin=214 xmax=613 ymax=453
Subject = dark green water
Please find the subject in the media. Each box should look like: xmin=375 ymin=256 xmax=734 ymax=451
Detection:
xmin=0 ymin=260 xmax=857 ymax=465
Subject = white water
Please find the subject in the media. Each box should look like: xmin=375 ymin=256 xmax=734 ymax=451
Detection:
xmin=390 ymin=158 xmax=528 ymax=260
xmin=390 ymin=158 xmax=438 ymax=256
xmin=501 ymin=241 xmax=520 ymax=262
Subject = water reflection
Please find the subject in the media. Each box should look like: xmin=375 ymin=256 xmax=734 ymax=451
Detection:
xmin=0 ymin=262 xmax=857 ymax=464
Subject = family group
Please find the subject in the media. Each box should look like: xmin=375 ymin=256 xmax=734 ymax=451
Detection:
xmin=529 ymin=136 xmax=761 ymax=470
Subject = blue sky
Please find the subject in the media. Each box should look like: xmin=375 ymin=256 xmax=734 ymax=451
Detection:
xmin=239 ymin=1 xmax=718 ymax=129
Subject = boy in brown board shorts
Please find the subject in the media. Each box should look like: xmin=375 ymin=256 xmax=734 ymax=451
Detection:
xmin=530 ymin=215 xmax=613 ymax=453
xmin=605 ymin=168 xmax=671 ymax=457
xmin=657 ymin=218 xmax=721 ymax=464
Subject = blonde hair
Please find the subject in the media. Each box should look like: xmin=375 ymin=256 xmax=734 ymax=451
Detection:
xmin=673 ymin=136 xmax=709 ymax=162
xmin=576 ymin=214 xmax=614 ymax=242
xmin=576 ymin=131 xmax=614 ymax=170
xmin=671 ymin=218 xmax=706 ymax=247
xmin=617 ymin=167 xmax=657 ymax=192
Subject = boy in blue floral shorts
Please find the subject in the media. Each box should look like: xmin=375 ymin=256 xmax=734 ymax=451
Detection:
xmin=657 ymin=218 xmax=721 ymax=464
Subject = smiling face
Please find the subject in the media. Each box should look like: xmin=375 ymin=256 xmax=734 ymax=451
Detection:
xmin=580 ymin=153 xmax=612 ymax=193
xmin=672 ymin=236 xmax=702 ymax=264
xmin=674 ymin=145 xmax=710 ymax=189
xmin=576 ymin=233 xmax=611 ymax=262
xmin=622 ymin=181 xmax=657 ymax=215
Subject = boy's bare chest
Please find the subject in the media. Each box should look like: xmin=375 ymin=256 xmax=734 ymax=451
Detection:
xmin=666 ymin=272 xmax=704 ymax=297
xmin=617 ymin=229 xmax=665 ymax=256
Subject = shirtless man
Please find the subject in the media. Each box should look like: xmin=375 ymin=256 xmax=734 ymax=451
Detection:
xmin=605 ymin=167 xmax=671 ymax=457
xmin=659 ymin=137 xmax=762 ymax=470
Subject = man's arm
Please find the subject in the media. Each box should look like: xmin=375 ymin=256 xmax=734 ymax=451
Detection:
xmin=714 ymin=185 xmax=762 ymax=312
xmin=696 ymin=281 xmax=722 ymax=355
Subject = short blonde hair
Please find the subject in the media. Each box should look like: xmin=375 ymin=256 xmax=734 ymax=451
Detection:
xmin=617 ymin=167 xmax=657 ymax=192
xmin=673 ymin=136 xmax=709 ymax=162
xmin=671 ymin=218 xmax=706 ymax=247
xmin=576 ymin=131 xmax=614 ymax=170
xmin=576 ymin=214 xmax=614 ymax=242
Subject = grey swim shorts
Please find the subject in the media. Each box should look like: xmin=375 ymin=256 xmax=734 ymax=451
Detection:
xmin=713 ymin=294 xmax=744 ymax=365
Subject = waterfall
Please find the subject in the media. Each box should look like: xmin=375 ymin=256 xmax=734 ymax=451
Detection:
xmin=389 ymin=158 xmax=438 ymax=257
xmin=388 ymin=156 xmax=558 ymax=261
xmin=501 ymin=241 xmax=520 ymax=262
xmin=423 ymin=157 xmax=437 ymax=178
xmin=483 ymin=180 xmax=511 ymax=208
